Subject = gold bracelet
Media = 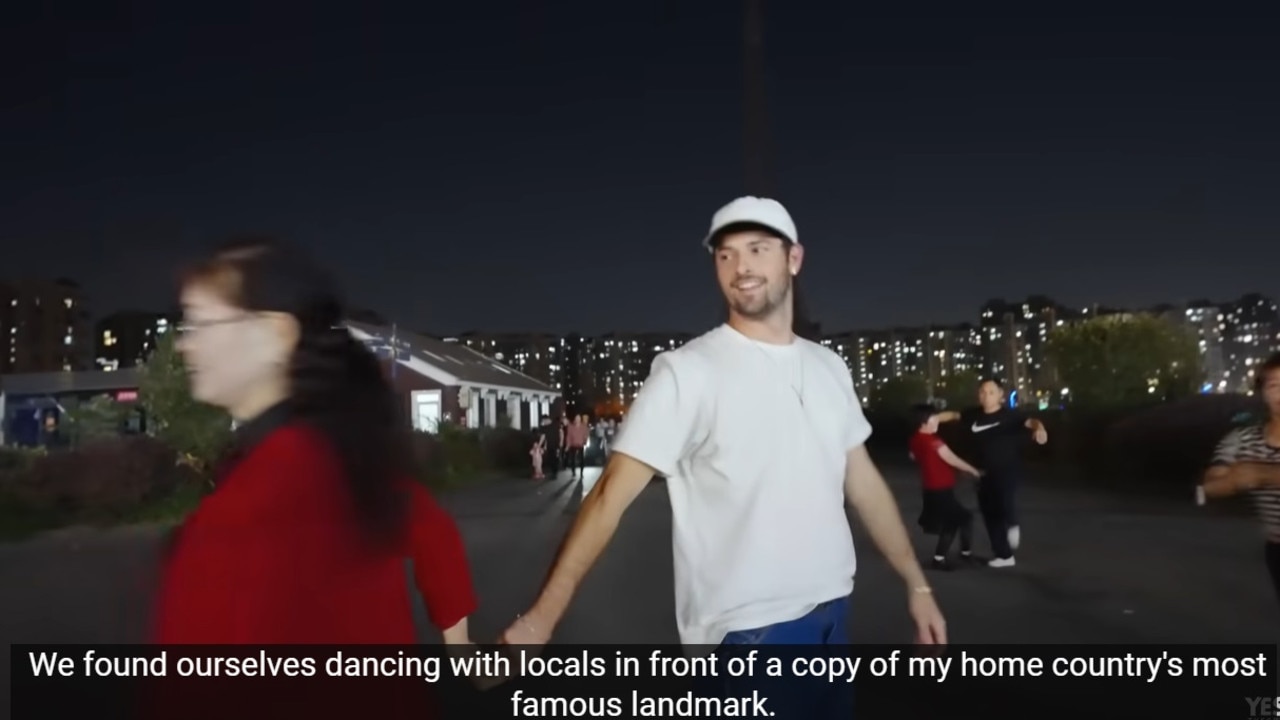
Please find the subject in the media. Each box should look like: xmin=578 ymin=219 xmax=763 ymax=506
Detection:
xmin=912 ymin=585 xmax=933 ymax=594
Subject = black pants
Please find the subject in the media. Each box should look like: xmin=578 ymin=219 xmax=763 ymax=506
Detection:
xmin=935 ymin=518 xmax=973 ymax=558
xmin=566 ymin=446 xmax=584 ymax=475
xmin=545 ymin=445 xmax=561 ymax=474
xmin=919 ymin=489 xmax=973 ymax=558
xmin=978 ymin=473 xmax=1019 ymax=560
xmin=1265 ymin=542 xmax=1280 ymax=605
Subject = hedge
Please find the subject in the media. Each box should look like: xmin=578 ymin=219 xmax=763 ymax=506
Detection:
xmin=0 ymin=425 xmax=535 ymax=542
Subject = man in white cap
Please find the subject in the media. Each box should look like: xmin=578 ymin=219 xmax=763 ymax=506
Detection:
xmin=503 ymin=197 xmax=945 ymax=711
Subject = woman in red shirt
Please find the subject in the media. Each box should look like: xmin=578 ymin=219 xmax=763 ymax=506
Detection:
xmin=154 ymin=237 xmax=478 ymax=647
xmin=909 ymin=405 xmax=983 ymax=571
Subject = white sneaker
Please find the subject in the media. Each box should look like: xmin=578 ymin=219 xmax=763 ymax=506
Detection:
xmin=1007 ymin=525 xmax=1021 ymax=551
xmin=988 ymin=557 xmax=1016 ymax=568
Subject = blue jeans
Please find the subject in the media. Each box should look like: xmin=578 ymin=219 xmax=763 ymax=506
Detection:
xmin=700 ymin=596 xmax=854 ymax=719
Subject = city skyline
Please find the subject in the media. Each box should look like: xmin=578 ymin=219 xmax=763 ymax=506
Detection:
xmin=3 ymin=278 xmax=1277 ymax=420
xmin=1 ymin=278 xmax=1274 ymax=370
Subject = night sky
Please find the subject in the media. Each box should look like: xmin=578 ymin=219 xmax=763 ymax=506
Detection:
xmin=4 ymin=6 xmax=1277 ymax=335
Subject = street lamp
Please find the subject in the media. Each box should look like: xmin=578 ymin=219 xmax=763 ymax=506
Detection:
xmin=743 ymin=0 xmax=771 ymax=196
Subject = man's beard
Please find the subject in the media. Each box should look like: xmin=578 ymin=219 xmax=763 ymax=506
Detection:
xmin=729 ymin=275 xmax=791 ymax=320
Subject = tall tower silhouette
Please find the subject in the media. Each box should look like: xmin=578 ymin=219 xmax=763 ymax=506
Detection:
xmin=743 ymin=0 xmax=772 ymax=196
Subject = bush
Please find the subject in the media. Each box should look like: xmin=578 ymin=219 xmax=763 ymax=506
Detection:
xmin=0 ymin=436 xmax=208 ymax=540
xmin=868 ymin=399 xmax=1239 ymax=501
xmin=409 ymin=425 xmax=534 ymax=489
xmin=0 ymin=446 xmax=44 ymax=475
xmin=1027 ymin=395 xmax=1262 ymax=499
xmin=62 ymin=395 xmax=133 ymax=445
xmin=16 ymin=436 xmax=185 ymax=516
xmin=0 ymin=421 xmax=546 ymax=541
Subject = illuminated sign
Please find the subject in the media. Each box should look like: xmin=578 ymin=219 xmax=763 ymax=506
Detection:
xmin=116 ymin=390 xmax=138 ymax=402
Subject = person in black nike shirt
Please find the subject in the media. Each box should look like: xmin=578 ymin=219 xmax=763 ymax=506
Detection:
xmin=928 ymin=377 xmax=1047 ymax=568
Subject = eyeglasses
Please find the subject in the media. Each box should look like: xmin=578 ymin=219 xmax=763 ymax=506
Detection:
xmin=175 ymin=315 xmax=254 ymax=335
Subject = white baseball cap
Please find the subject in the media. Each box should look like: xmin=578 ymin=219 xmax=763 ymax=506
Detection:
xmin=702 ymin=196 xmax=798 ymax=252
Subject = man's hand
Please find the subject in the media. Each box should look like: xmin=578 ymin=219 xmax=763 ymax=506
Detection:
xmin=909 ymin=590 xmax=947 ymax=644
xmin=845 ymin=446 xmax=947 ymax=644
xmin=1026 ymin=418 xmax=1048 ymax=445
xmin=501 ymin=452 xmax=657 ymax=653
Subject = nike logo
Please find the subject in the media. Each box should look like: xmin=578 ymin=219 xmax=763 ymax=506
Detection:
xmin=972 ymin=422 xmax=1000 ymax=432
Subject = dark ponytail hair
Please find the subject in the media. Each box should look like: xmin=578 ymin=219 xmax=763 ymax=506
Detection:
xmin=790 ymin=276 xmax=820 ymax=341
xmin=182 ymin=237 xmax=412 ymax=545
xmin=287 ymin=325 xmax=411 ymax=544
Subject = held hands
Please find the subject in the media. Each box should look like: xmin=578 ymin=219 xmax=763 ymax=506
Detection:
xmin=501 ymin=611 xmax=552 ymax=650
xmin=1032 ymin=427 xmax=1048 ymax=445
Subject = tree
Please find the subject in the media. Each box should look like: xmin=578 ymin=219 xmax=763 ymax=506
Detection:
xmin=137 ymin=333 xmax=233 ymax=474
xmin=868 ymin=374 xmax=931 ymax=415
xmin=933 ymin=369 xmax=983 ymax=411
xmin=63 ymin=394 xmax=131 ymax=443
xmin=1045 ymin=314 xmax=1202 ymax=409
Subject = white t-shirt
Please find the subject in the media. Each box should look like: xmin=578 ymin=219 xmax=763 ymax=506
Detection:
xmin=610 ymin=324 xmax=872 ymax=647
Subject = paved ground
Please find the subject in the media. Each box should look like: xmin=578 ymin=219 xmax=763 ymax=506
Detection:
xmin=3 ymin=458 xmax=1278 ymax=658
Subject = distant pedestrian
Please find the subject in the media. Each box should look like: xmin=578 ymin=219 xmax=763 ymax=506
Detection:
xmin=1198 ymin=352 xmax=1280 ymax=605
xmin=908 ymin=404 xmax=981 ymax=570
xmin=535 ymin=414 xmax=557 ymax=478
xmin=530 ymin=426 xmax=547 ymax=480
xmin=40 ymin=413 xmax=69 ymax=450
xmin=557 ymin=415 xmax=569 ymax=474
xmin=929 ymin=377 xmax=1047 ymax=568
xmin=593 ymin=417 xmax=609 ymax=459
xmin=502 ymin=196 xmax=945 ymax=718
xmin=565 ymin=414 xmax=588 ymax=479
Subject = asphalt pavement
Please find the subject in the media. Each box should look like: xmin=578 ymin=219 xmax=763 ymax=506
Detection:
xmin=2 ymin=458 xmax=1277 ymax=652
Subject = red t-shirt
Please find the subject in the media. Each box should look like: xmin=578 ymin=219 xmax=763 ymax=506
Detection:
xmin=909 ymin=431 xmax=956 ymax=491
xmin=154 ymin=423 xmax=477 ymax=644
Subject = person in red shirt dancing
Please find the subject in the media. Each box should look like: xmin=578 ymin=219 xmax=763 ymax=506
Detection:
xmin=154 ymin=237 xmax=479 ymax=648
xmin=909 ymin=404 xmax=983 ymax=571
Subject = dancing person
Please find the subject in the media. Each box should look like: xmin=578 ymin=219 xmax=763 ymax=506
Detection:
xmin=155 ymin=238 xmax=479 ymax=649
xmin=593 ymin=415 xmax=609 ymax=460
xmin=1198 ymin=352 xmax=1280 ymax=604
xmin=557 ymin=415 xmax=570 ymax=475
xmin=908 ymin=404 xmax=981 ymax=570
xmin=501 ymin=197 xmax=946 ymax=717
xmin=542 ymin=414 xmax=562 ymax=476
xmin=929 ymin=377 xmax=1047 ymax=568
